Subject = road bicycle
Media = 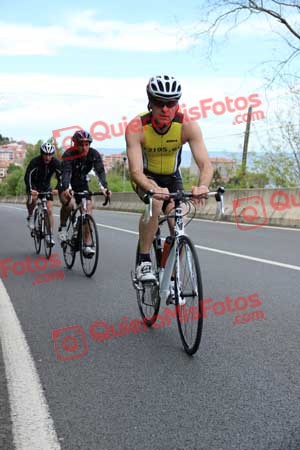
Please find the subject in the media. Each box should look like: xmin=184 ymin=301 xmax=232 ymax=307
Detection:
xmin=61 ymin=191 xmax=110 ymax=277
xmin=132 ymin=187 xmax=225 ymax=355
xmin=30 ymin=191 xmax=54 ymax=259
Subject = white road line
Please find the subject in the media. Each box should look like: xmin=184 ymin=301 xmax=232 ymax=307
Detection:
xmin=1 ymin=204 xmax=300 ymax=271
xmin=96 ymin=223 xmax=138 ymax=235
xmin=0 ymin=280 xmax=61 ymax=450
xmin=96 ymin=223 xmax=300 ymax=272
xmin=193 ymin=244 xmax=300 ymax=271
xmin=1 ymin=203 xmax=300 ymax=232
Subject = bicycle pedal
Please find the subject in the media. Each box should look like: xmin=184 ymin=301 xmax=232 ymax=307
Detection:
xmin=166 ymin=296 xmax=176 ymax=306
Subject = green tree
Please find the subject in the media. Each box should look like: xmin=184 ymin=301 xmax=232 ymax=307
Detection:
xmin=0 ymin=133 xmax=10 ymax=145
xmin=7 ymin=163 xmax=21 ymax=175
xmin=253 ymin=151 xmax=298 ymax=187
xmin=210 ymin=168 xmax=225 ymax=189
xmin=23 ymin=140 xmax=43 ymax=169
xmin=227 ymin=164 xmax=269 ymax=188
xmin=5 ymin=167 xmax=23 ymax=195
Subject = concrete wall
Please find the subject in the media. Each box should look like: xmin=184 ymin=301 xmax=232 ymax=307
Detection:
xmin=1 ymin=188 xmax=300 ymax=228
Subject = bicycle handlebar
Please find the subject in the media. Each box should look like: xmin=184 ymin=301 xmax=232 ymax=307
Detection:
xmin=72 ymin=190 xmax=111 ymax=206
xmin=143 ymin=186 xmax=225 ymax=223
xmin=28 ymin=191 xmax=54 ymax=204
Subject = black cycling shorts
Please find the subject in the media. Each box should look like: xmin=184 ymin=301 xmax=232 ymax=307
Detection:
xmin=26 ymin=188 xmax=53 ymax=202
xmin=72 ymin=184 xmax=92 ymax=205
xmin=133 ymin=170 xmax=183 ymax=212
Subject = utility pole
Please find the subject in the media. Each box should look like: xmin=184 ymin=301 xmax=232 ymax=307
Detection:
xmin=241 ymin=106 xmax=252 ymax=176
xmin=122 ymin=156 xmax=127 ymax=192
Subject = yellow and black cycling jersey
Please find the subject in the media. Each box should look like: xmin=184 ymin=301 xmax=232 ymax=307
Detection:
xmin=140 ymin=111 xmax=184 ymax=175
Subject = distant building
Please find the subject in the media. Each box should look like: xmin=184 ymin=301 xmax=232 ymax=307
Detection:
xmin=190 ymin=156 xmax=236 ymax=181
xmin=102 ymin=153 xmax=126 ymax=172
xmin=0 ymin=142 xmax=27 ymax=180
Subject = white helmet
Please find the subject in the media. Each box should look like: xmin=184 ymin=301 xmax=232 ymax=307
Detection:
xmin=147 ymin=75 xmax=182 ymax=101
xmin=40 ymin=142 xmax=55 ymax=155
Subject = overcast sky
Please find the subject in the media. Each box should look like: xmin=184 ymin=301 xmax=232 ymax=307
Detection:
xmin=0 ymin=0 xmax=298 ymax=160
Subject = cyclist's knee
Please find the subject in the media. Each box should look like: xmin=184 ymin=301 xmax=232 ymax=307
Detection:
xmin=152 ymin=198 xmax=163 ymax=215
xmin=87 ymin=200 xmax=93 ymax=214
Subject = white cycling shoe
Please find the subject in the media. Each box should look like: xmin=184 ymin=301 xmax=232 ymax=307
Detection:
xmin=136 ymin=261 xmax=156 ymax=283
xmin=83 ymin=246 xmax=95 ymax=257
xmin=27 ymin=216 xmax=34 ymax=231
xmin=46 ymin=235 xmax=55 ymax=246
xmin=58 ymin=226 xmax=67 ymax=242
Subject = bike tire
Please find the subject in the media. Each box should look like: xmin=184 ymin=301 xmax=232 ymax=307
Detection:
xmin=174 ymin=235 xmax=203 ymax=355
xmin=135 ymin=240 xmax=161 ymax=327
xmin=33 ymin=208 xmax=41 ymax=254
xmin=79 ymin=214 xmax=99 ymax=277
xmin=43 ymin=210 xmax=52 ymax=259
xmin=63 ymin=215 xmax=76 ymax=269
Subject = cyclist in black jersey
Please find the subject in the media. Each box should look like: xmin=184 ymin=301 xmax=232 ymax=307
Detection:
xmin=24 ymin=142 xmax=62 ymax=246
xmin=58 ymin=130 xmax=110 ymax=257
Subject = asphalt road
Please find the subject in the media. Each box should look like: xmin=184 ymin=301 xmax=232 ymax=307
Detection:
xmin=0 ymin=203 xmax=300 ymax=450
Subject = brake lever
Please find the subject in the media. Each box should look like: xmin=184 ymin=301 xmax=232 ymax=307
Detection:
xmin=102 ymin=191 xmax=111 ymax=206
xmin=142 ymin=191 xmax=153 ymax=224
xmin=215 ymin=187 xmax=225 ymax=217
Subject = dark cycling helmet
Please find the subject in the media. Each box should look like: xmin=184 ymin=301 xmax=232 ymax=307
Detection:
xmin=40 ymin=142 xmax=55 ymax=155
xmin=72 ymin=130 xmax=93 ymax=144
xmin=146 ymin=75 xmax=182 ymax=101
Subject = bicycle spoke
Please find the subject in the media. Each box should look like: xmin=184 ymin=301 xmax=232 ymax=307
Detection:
xmin=33 ymin=208 xmax=41 ymax=254
xmin=175 ymin=236 xmax=203 ymax=355
xmin=80 ymin=214 xmax=99 ymax=277
xmin=63 ymin=215 xmax=77 ymax=269
xmin=135 ymin=240 xmax=161 ymax=327
xmin=43 ymin=210 xmax=52 ymax=259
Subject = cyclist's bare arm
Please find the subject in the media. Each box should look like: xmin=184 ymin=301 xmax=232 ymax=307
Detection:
xmin=181 ymin=120 xmax=213 ymax=205
xmin=182 ymin=120 xmax=213 ymax=189
xmin=125 ymin=116 xmax=169 ymax=200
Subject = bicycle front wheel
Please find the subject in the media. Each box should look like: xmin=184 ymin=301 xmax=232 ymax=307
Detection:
xmin=174 ymin=236 xmax=203 ymax=355
xmin=62 ymin=215 xmax=77 ymax=269
xmin=43 ymin=210 xmax=52 ymax=259
xmin=33 ymin=208 xmax=41 ymax=254
xmin=135 ymin=240 xmax=161 ymax=327
xmin=80 ymin=214 xmax=99 ymax=277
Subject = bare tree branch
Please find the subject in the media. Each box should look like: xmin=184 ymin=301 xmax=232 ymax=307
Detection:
xmin=197 ymin=1 xmax=300 ymax=83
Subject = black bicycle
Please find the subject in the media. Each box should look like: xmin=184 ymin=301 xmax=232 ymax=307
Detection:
xmin=132 ymin=187 xmax=225 ymax=355
xmin=30 ymin=191 xmax=54 ymax=259
xmin=61 ymin=191 xmax=110 ymax=277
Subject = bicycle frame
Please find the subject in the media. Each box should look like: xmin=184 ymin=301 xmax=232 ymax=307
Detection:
xmin=143 ymin=187 xmax=225 ymax=302
xmin=31 ymin=192 xmax=51 ymax=236
xmin=158 ymin=203 xmax=185 ymax=303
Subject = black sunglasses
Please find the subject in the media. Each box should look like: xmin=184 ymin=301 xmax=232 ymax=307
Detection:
xmin=151 ymin=98 xmax=178 ymax=108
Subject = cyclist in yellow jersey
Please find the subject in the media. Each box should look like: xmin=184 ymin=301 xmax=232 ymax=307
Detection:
xmin=126 ymin=75 xmax=213 ymax=282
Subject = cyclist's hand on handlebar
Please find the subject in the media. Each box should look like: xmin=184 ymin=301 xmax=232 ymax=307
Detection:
xmin=52 ymin=189 xmax=58 ymax=195
xmin=101 ymin=187 xmax=111 ymax=206
xmin=191 ymin=185 xmax=209 ymax=208
xmin=100 ymin=187 xmax=111 ymax=198
xmin=61 ymin=189 xmax=73 ymax=201
xmin=151 ymin=186 xmax=170 ymax=201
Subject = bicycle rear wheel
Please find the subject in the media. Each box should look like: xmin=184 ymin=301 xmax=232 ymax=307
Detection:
xmin=43 ymin=210 xmax=52 ymax=259
xmin=62 ymin=215 xmax=77 ymax=269
xmin=135 ymin=240 xmax=161 ymax=327
xmin=174 ymin=236 xmax=203 ymax=355
xmin=80 ymin=214 xmax=99 ymax=277
xmin=33 ymin=208 xmax=41 ymax=254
